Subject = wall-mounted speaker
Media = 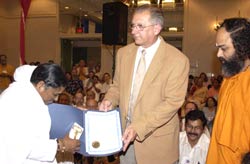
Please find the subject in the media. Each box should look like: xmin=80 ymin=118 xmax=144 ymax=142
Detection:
xmin=102 ymin=2 xmax=128 ymax=45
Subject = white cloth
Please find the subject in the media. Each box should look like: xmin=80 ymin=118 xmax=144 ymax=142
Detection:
xmin=13 ymin=65 xmax=37 ymax=82
xmin=0 ymin=65 xmax=57 ymax=164
xmin=179 ymin=131 xmax=210 ymax=164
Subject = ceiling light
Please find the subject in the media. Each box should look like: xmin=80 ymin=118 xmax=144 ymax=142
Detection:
xmin=162 ymin=0 xmax=175 ymax=3
xmin=169 ymin=27 xmax=178 ymax=32
xmin=64 ymin=6 xmax=69 ymax=10
xmin=138 ymin=0 xmax=151 ymax=5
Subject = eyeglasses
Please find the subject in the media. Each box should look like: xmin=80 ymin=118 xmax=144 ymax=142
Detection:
xmin=130 ymin=24 xmax=156 ymax=31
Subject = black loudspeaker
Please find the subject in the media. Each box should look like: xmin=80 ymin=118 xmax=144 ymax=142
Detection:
xmin=102 ymin=2 xmax=128 ymax=45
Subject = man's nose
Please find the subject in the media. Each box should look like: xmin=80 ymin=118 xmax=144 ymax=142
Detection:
xmin=217 ymin=49 xmax=223 ymax=58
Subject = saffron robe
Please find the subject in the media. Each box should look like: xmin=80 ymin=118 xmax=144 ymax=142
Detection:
xmin=206 ymin=68 xmax=250 ymax=164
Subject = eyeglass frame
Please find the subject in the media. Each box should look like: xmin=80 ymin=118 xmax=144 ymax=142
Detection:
xmin=130 ymin=23 xmax=156 ymax=31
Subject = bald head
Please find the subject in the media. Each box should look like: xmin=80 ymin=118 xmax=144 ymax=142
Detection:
xmin=86 ymin=99 xmax=98 ymax=110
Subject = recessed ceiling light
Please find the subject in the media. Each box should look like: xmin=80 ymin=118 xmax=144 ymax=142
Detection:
xmin=64 ymin=6 xmax=69 ymax=10
xmin=162 ymin=0 xmax=175 ymax=2
xmin=169 ymin=27 xmax=178 ymax=32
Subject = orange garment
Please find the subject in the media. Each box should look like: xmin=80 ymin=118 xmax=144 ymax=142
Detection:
xmin=206 ymin=68 xmax=250 ymax=164
xmin=0 ymin=64 xmax=15 ymax=90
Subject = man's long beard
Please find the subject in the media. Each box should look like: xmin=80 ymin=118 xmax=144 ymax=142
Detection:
xmin=219 ymin=54 xmax=245 ymax=77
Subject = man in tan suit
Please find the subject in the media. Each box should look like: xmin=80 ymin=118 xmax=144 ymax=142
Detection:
xmin=99 ymin=4 xmax=189 ymax=164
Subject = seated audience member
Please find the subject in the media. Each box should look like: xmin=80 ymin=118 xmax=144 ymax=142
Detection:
xmin=199 ymin=72 xmax=209 ymax=88
xmin=57 ymin=92 xmax=71 ymax=105
xmin=207 ymin=78 xmax=220 ymax=100
xmin=65 ymin=68 xmax=83 ymax=96
xmin=94 ymin=64 xmax=102 ymax=79
xmin=180 ymin=101 xmax=199 ymax=131
xmin=101 ymin=72 xmax=111 ymax=94
xmin=76 ymin=59 xmax=88 ymax=83
xmin=72 ymin=91 xmax=85 ymax=110
xmin=86 ymin=75 xmax=102 ymax=102
xmin=216 ymin=74 xmax=223 ymax=84
xmin=189 ymin=76 xmax=198 ymax=96
xmin=93 ymin=75 xmax=102 ymax=100
xmin=207 ymin=76 xmax=215 ymax=89
xmin=202 ymin=97 xmax=217 ymax=134
xmin=190 ymin=77 xmax=208 ymax=105
xmin=65 ymin=71 xmax=72 ymax=81
xmin=85 ymin=90 xmax=96 ymax=103
xmin=84 ymin=71 xmax=95 ymax=89
xmin=86 ymin=98 xmax=98 ymax=110
xmin=186 ymin=75 xmax=194 ymax=98
xmin=179 ymin=110 xmax=210 ymax=164
xmin=0 ymin=54 xmax=15 ymax=93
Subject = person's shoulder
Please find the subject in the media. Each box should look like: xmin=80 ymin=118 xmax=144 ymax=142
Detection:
xmin=179 ymin=131 xmax=187 ymax=139
xmin=118 ymin=42 xmax=137 ymax=52
xmin=237 ymin=69 xmax=250 ymax=90
xmin=179 ymin=131 xmax=188 ymax=146
xmin=160 ymin=39 xmax=189 ymax=61
xmin=200 ymin=133 xmax=210 ymax=142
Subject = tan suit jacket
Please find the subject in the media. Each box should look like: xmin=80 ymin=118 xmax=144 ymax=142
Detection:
xmin=105 ymin=37 xmax=189 ymax=164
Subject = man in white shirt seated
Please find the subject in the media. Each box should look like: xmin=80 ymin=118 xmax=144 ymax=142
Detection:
xmin=179 ymin=110 xmax=210 ymax=164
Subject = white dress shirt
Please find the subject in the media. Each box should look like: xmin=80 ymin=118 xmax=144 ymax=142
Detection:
xmin=0 ymin=65 xmax=57 ymax=164
xmin=179 ymin=131 xmax=210 ymax=164
xmin=130 ymin=37 xmax=161 ymax=95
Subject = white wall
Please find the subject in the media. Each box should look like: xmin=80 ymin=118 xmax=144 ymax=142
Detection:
xmin=0 ymin=0 xmax=20 ymax=64
xmin=0 ymin=0 xmax=59 ymax=67
xmin=25 ymin=0 xmax=59 ymax=65
xmin=183 ymin=0 xmax=250 ymax=76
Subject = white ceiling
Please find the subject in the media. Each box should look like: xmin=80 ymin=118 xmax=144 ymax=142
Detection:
xmin=59 ymin=0 xmax=104 ymax=23
xmin=59 ymin=0 xmax=184 ymax=24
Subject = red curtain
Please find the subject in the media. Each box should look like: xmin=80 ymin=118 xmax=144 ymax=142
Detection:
xmin=20 ymin=0 xmax=31 ymax=65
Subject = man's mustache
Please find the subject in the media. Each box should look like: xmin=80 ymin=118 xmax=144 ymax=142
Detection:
xmin=187 ymin=132 xmax=198 ymax=137
xmin=218 ymin=57 xmax=226 ymax=63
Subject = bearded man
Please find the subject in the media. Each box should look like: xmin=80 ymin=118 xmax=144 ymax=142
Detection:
xmin=206 ymin=18 xmax=250 ymax=164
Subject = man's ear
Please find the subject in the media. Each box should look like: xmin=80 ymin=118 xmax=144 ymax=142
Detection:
xmin=35 ymin=81 xmax=46 ymax=92
xmin=154 ymin=24 xmax=162 ymax=35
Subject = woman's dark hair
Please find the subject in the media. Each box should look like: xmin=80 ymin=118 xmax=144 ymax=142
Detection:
xmin=205 ymin=96 xmax=218 ymax=107
xmin=30 ymin=63 xmax=67 ymax=88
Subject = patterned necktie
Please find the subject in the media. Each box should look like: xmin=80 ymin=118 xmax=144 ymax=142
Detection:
xmin=127 ymin=49 xmax=146 ymax=125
